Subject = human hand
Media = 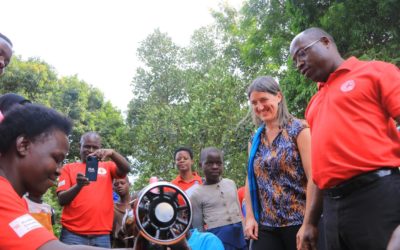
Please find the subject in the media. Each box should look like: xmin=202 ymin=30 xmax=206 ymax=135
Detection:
xmin=76 ymin=173 xmax=90 ymax=188
xmin=89 ymin=148 xmax=114 ymax=161
xmin=245 ymin=216 xmax=258 ymax=240
xmin=296 ymin=223 xmax=318 ymax=250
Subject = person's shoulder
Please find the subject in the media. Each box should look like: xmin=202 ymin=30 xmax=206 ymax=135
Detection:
xmin=62 ymin=162 xmax=84 ymax=169
xmin=286 ymin=117 xmax=309 ymax=135
xmin=221 ymin=178 xmax=236 ymax=187
xmin=357 ymin=58 xmax=398 ymax=73
xmin=171 ymin=175 xmax=181 ymax=184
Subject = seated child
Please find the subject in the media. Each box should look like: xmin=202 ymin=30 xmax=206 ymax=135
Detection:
xmin=190 ymin=147 xmax=247 ymax=250
xmin=23 ymin=192 xmax=55 ymax=232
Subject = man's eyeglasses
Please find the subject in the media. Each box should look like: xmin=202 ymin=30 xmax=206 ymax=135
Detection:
xmin=293 ymin=38 xmax=321 ymax=67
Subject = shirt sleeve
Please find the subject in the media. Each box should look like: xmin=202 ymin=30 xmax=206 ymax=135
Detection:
xmin=190 ymin=191 xmax=204 ymax=231
xmin=56 ymin=164 xmax=72 ymax=192
xmin=0 ymin=186 xmax=56 ymax=249
xmin=379 ymin=62 xmax=400 ymax=118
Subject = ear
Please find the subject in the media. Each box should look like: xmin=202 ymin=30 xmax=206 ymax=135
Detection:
xmin=15 ymin=135 xmax=31 ymax=156
xmin=277 ymin=92 xmax=283 ymax=103
xmin=320 ymin=36 xmax=331 ymax=46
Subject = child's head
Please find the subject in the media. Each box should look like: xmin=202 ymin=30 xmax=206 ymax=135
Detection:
xmin=0 ymin=104 xmax=72 ymax=196
xmin=199 ymin=147 xmax=223 ymax=184
xmin=174 ymin=147 xmax=194 ymax=173
xmin=113 ymin=176 xmax=130 ymax=197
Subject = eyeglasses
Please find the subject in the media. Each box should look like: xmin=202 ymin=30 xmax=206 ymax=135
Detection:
xmin=293 ymin=38 xmax=321 ymax=67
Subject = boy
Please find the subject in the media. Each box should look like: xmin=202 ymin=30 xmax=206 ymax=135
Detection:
xmin=190 ymin=147 xmax=247 ymax=250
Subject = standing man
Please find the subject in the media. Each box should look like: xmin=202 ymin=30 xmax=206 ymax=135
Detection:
xmin=290 ymin=27 xmax=400 ymax=250
xmin=0 ymin=33 xmax=13 ymax=76
xmin=57 ymin=132 xmax=130 ymax=248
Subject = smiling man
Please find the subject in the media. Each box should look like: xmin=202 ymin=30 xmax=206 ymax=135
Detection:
xmin=0 ymin=33 xmax=13 ymax=76
xmin=57 ymin=132 xmax=131 ymax=248
xmin=290 ymin=27 xmax=400 ymax=250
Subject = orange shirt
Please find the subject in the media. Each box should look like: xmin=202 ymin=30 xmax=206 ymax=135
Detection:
xmin=306 ymin=57 xmax=400 ymax=189
xmin=0 ymin=177 xmax=56 ymax=249
xmin=171 ymin=172 xmax=203 ymax=204
xmin=57 ymin=161 xmax=122 ymax=234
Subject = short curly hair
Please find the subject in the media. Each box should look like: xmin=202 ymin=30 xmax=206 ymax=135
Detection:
xmin=0 ymin=104 xmax=72 ymax=153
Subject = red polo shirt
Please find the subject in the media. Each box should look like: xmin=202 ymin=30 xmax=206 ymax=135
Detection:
xmin=171 ymin=172 xmax=203 ymax=204
xmin=57 ymin=161 xmax=122 ymax=234
xmin=0 ymin=177 xmax=56 ymax=249
xmin=306 ymin=57 xmax=400 ymax=189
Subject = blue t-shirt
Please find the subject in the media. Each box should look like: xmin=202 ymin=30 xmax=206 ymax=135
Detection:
xmin=188 ymin=229 xmax=224 ymax=250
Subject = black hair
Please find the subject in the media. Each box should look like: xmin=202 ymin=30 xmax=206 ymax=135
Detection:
xmin=199 ymin=147 xmax=223 ymax=163
xmin=0 ymin=33 xmax=13 ymax=47
xmin=173 ymin=146 xmax=193 ymax=160
xmin=0 ymin=104 xmax=72 ymax=154
xmin=0 ymin=93 xmax=31 ymax=113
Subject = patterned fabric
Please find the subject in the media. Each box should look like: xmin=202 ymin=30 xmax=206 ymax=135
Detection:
xmin=252 ymin=118 xmax=308 ymax=227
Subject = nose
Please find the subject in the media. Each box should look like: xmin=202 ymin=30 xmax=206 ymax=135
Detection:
xmin=254 ymin=102 xmax=263 ymax=111
xmin=88 ymin=146 xmax=96 ymax=153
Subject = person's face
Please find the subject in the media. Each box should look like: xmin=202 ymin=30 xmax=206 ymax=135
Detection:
xmin=80 ymin=135 xmax=101 ymax=162
xmin=290 ymin=34 xmax=333 ymax=83
xmin=201 ymin=151 xmax=223 ymax=183
xmin=175 ymin=150 xmax=193 ymax=173
xmin=113 ymin=178 xmax=130 ymax=196
xmin=249 ymin=91 xmax=282 ymax=124
xmin=0 ymin=38 xmax=12 ymax=76
xmin=19 ymin=130 xmax=69 ymax=196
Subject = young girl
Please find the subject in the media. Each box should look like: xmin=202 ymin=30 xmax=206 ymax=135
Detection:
xmin=190 ymin=147 xmax=247 ymax=250
xmin=0 ymin=104 xmax=128 ymax=250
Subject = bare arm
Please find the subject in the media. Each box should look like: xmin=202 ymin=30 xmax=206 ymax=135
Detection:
xmin=39 ymin=240 xmax=128 ymax=250
xmin=90 ymin=149 xmax=130 ymax=177
xmin=296 ymin=128 xmax=323 ymax=250
xmin=58 ymin=173 xmax=89 ymax=206
xmin=396 ymin=116 xmax=400 ymax=126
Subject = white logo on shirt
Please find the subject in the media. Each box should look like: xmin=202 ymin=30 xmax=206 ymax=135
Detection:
xmin=98 ymin=167 xmax=107 ymax=175
xmin=58 ymin=180 xmax=66 ymax=187
xmin=9 ymin=214 xmax=42 ymax=237
xmin=340 ymin=80 xmax=355 ymax=92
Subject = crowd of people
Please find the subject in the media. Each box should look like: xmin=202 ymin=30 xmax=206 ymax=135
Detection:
xmin=0 ymin=26 xmax=399 ymax=250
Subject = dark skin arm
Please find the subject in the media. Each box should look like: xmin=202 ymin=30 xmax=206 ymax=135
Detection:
xmin=90 ymin=149 xmax=130 ymax=177
xmin=58 ymin=149 xmax=130 ymax=206
xmin=57 ymin=173 xmax=89 ymax=206
xmin=296 ymin=186 xmax=323 ymax=250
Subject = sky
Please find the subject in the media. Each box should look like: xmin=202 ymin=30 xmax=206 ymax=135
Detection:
xmin=2 ymin=0 xmax=244 ymax=113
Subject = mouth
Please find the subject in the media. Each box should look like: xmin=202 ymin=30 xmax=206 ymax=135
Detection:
xmin=301 ymin=67 xmax=310 ymax=76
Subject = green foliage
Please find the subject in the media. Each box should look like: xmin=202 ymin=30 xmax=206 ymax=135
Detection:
xmin=2 ymin=0 xmax=399 ymax=237
xmin=0 ymin=56 xmax=132 ymax=235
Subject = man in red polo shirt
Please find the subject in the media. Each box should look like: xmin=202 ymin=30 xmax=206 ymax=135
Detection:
xmin=290 ymin=27 xmax=400 ymax=250
xmin=57 ymin=132 xmax=130 ymax=247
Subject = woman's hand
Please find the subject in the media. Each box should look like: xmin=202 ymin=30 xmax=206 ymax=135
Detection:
xmin=245 ymin=215 xmax=258 ymax=240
